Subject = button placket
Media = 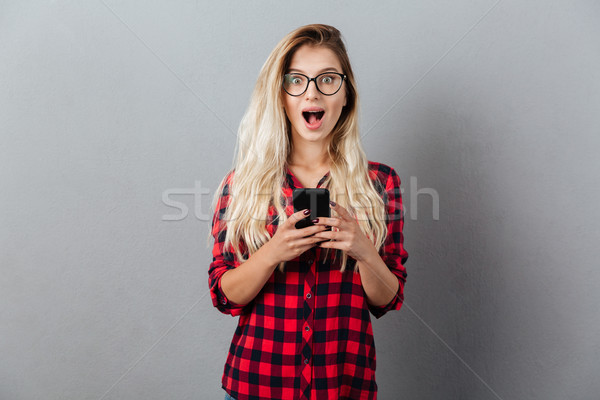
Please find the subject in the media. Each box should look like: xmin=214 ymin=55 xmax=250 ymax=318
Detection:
xmin=300 ymin=255 xmax=316 ymax=393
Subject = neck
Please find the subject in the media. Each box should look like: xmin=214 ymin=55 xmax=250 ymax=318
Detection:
xmin=287 ymin=138 xmax=331 ymax=170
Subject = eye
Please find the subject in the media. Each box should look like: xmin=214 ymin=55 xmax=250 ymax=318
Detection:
xmin=320 ymin=76 xmax=333 ymax=84
xmin=287 ymin=74 xmax=305 ymax=85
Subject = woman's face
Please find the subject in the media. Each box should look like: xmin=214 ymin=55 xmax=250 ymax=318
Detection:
xmin=282 ymin=44 xmax=347 ymax=147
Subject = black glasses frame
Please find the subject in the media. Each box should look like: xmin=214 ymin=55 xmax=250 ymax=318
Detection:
xmin=282 ymin=72 xmax=347 ymax=96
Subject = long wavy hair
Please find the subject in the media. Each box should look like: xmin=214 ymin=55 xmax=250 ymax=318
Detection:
xmin=208 ymin=24 xmax=387 ymax=273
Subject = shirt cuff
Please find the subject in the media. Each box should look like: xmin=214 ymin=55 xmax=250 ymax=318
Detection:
xmin=367 ymin=281 xmax=403 ymax=319
xmin=211 ymin=270 xmax=250 ymax=317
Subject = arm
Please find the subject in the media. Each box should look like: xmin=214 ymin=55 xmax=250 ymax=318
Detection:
xmin=362 ymin=167 xmax=409 ymax=319
xmin=208 ymin=172 xmax=326 ymax=316
xmin=209 ymin=238 xmax=279 ymax=316
xmin=208 ymin=172 xmax=268 ymax=316
xmin=312 ymin=167 xmax=409 ymax=318
xmin=219 ymin=242 xmax=279 ymax=305
xmin=356 ymin=249 xmax=400 ymax=308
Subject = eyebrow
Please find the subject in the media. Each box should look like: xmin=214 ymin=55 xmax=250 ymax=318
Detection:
xmin=287 ymin=67 xmax=341 ymax=74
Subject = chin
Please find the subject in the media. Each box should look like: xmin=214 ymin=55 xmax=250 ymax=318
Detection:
xmin=298 ymin=130 xmax=330 ymax=142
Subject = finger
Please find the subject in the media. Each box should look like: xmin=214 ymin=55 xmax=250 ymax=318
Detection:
xmin=313 ymin=229 xmax=337 ymax=241
xmin=287 ymin=209 xmax=311 ymax=225
xmin=317 ymin=239 xmax=338 ymax=249
xmin=297 ymin=224 xmax=327 ymax=238
xmin=305 ymin=223 xmax=329 ymax=235
xmin=310 ymin=217 xmax=341 ymax=228
xmin=297 ymin=235 xmax=325 ymax=248
xmin=329 ymin=201 xmax=353 ymax=221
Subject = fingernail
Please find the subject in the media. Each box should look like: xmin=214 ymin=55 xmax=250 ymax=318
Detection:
xmin=303 ymin=209 xmax=310 ymax=215
xmin=329 ymin=201 xmax=336 ymax=206
xmin=311 ymin=218 xmax=319 ymax=223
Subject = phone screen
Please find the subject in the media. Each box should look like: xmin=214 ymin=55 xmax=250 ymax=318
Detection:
xmin=292 ymin=188 xmax=330 ymax=229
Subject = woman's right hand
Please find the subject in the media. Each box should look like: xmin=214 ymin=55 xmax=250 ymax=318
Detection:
xmin=264 ymin=209 xmax=328 ymax=265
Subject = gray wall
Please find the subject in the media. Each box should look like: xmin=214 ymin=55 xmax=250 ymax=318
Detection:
xmin=1 ymin=1 xmax=599 ymax=399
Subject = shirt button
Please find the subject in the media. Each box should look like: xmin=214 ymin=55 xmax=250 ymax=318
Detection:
xmin=221 ymin=298 xmax=227 ymax=305
xmin=307 ymin=259 xmax=314 ymax=265
xmin=305 ymin=325 xmax=310 ymax=331
xmin=304 ymin=358 xmax=309 ymax=364
xmin=306 ymin=293 xmax=311 ymax=299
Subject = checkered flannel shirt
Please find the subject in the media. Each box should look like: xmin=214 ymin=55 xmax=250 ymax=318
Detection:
xmin=209 ymin=161 xmax=408 ymax=400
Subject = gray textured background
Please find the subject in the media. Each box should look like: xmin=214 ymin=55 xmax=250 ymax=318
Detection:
xmin=2 ymin=1 xmax=599 ymax=399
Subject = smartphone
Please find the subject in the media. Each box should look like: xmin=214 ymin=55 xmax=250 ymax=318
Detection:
xmin=292 ymin=188 xmax=330 ymax=229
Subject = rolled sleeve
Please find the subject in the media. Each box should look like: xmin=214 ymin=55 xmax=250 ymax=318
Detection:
xmin=369 ymin=167 xmax=409 ymax=319
xmin=208 ymin=258 xmax=249 ymax=316
xmin=207 ymin=171 xmax=252 ymax=317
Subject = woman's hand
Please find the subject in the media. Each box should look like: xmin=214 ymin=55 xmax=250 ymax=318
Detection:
xmin=264 ymin=209 xmax=329 ymax=265
xmin=312 ymin=202 xmax=376 ymax=262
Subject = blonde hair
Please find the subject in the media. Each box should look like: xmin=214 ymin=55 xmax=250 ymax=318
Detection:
xmin=208 ymin=24 xmax=387 ymax=273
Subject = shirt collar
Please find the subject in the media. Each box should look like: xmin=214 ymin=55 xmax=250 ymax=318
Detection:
xmin=285 ymin=165 xmax=330 ymax=189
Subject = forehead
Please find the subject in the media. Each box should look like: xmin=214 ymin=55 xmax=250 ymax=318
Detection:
xmin=287 ymin=45 xmax=343 ymax=73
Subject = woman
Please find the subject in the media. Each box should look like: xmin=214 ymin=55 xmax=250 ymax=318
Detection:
xmin=208 ymin=24 xmax=409 ymax=400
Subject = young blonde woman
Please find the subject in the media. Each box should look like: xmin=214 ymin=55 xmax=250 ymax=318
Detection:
xmin=208 ymin=24 xmax=409 ymax=400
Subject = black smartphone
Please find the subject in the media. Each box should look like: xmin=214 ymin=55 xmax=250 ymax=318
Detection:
xmin=292 ymin=188 xmax=330 ymax=229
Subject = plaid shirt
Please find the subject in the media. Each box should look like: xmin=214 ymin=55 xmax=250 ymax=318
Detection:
xmin=209 ymin=161 xmax=408 ymax=400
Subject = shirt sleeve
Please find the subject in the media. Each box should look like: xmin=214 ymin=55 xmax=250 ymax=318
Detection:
xmin=208 ymin=172 xmax=252 ymax=317
xmin=367 ymin=167 xmax=409 ymax=319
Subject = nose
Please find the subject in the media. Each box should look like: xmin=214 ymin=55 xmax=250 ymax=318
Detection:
xmin=305 ymin=78 xmax=320 ymax=98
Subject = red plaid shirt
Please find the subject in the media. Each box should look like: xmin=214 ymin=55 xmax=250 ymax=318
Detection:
xmin=209 ymin=161 xmax=408 ymax=400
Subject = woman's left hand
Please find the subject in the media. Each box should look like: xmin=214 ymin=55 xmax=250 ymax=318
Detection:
xmin=311 ymin=201 xmax=375 ymax=262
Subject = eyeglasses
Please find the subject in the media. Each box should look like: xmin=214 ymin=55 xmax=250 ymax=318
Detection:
xmin=282 ymin=72 xmax=347 ymax=96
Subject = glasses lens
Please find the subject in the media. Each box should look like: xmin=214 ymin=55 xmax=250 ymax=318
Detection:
xmin=316 ymin=73 xmax=342 ymax=95
xmin=283 ymin=73 xmax=343 ymax=96
xmin=283 ymin=74 xmax=307 ymax=96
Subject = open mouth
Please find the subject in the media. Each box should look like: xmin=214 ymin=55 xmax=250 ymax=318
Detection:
xmin=302 ymin=111 xmax=325 ymax=124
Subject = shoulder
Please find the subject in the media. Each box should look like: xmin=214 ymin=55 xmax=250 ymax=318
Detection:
xmin=225 ymin=169 xmax=235 ymax=182
xmin=219 ymin=169 xmax=235 ymax=190
xmin=213 ymin=169 xmax=236 ymax=205
xmin=367 ymin=160 xmax=398 ymax=187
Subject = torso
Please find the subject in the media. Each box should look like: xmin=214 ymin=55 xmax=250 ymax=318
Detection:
xmin=216 ymin=161 xmax=406 ymax=400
